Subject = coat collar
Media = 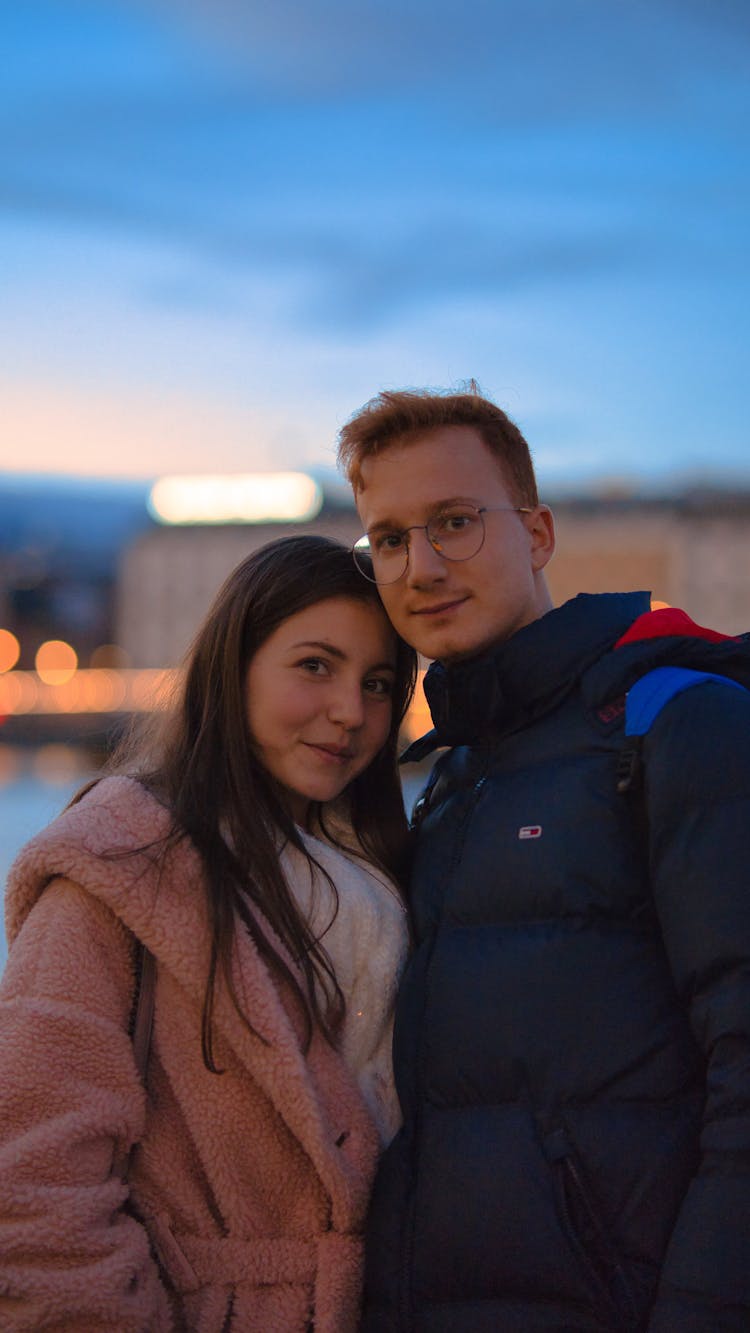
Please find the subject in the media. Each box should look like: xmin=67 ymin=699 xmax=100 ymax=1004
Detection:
xmin=6 ymin=777 xmax=377 ymax=1227
xmin=408 ymin=592 xmax=651 ymax=753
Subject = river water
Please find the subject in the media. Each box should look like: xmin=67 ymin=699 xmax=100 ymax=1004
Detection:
xmin=0 ymin=749 xmax=94 ymax=969
xmin=0 ymin=749 xmax=428 ymax=971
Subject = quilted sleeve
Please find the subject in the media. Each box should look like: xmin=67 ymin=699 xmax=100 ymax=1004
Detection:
xmin=0 ymin=877 xmax=172 ymax=1331
xmin=644 ymin=681 xmax=750 ymax=1332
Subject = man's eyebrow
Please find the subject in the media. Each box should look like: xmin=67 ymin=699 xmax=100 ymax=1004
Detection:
xmin=367 ymin=497 xmax=478 ymax=532
xmin=366 ymin=520 xmax=403 ymax=534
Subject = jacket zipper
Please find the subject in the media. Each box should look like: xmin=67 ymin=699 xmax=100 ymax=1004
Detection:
xmin=555 ymin=1152 xmax=639 ymax=1330
xmin=398 ymin=767 xmax=489 ymax=1329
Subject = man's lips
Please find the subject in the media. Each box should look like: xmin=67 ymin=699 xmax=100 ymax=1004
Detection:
xmin=411 ymin=596 xmax=468 ymax=616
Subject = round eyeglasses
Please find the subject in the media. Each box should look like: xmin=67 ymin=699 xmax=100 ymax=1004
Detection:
xmin=352 ymin=504 xmax=532 ymax=585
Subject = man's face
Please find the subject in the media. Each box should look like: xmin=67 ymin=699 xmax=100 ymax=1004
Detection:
xmin=356 ymin=425 xmax=554 ymax=663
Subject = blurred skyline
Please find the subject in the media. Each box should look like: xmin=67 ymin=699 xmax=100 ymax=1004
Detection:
xmin=2 ymin=0 xmax=749 ymax=488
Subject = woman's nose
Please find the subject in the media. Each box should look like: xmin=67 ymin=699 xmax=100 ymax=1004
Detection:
xmin=328 ymin=682 xmax=365 ymax=730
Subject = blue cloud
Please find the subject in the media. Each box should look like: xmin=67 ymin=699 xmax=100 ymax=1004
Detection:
xmin=1 ymin=0 xmax=748 ymax=477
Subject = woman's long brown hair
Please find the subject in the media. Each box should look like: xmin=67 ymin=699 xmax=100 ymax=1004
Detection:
xmin=77 ymin=535 xmax=416 ymax=1070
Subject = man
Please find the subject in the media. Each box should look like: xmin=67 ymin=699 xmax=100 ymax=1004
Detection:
xmin=337 ymin=386 xmax=750 ymax=1332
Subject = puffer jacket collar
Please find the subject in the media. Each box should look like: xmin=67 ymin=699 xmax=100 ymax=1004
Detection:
xmin=414 ymin=591 xmax=651 ymax=751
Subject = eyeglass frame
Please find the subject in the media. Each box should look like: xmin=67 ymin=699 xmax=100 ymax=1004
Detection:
xmin=352 ymin=503 xmax=534 ymax=585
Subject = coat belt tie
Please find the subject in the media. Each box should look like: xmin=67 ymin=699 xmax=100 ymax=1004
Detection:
xmin=148 ymin=1213 xmax=362 ymax=1297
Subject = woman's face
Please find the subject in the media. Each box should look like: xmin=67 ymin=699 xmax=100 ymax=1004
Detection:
xmin=245 ymin=595 xmax=397 ymax=824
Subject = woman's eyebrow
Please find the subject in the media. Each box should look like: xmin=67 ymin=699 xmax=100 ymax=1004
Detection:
xmin=289 ymin=640 xmax=396 ymax=673
xmin=289 ymin=639 xmax=345 ymax=659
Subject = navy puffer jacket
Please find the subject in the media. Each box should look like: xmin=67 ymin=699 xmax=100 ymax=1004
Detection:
xmin=364 ymin=592 xmax=750 ymax=1332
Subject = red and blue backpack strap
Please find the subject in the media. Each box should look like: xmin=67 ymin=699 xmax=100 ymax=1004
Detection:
xmin=616 ymin=666 xmax=748 ymax=794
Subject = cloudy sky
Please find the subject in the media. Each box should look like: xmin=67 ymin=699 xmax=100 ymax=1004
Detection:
xmin=1 ymin=0 xmax=748 ymax=487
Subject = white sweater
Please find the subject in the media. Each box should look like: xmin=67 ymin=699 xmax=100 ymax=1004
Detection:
xmin=280 ymin=828 xmax=409 ymax=1146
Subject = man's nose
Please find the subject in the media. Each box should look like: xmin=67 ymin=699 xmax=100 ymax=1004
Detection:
xmin=405 ymin=527 xmax=447 ymax=587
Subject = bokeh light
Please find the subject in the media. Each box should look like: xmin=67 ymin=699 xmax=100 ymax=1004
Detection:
xmin=89 ymin=643 xmax=130 ymax=669
xmin=0 ymin=672 xmax=39 ymax=712
xmin=79 ymin=669 xmax=128 ymax=712
xmin=0 ymin=629 xmax=21 ymax=673
xmin=35 ymin=640 xmax=78 ymax=686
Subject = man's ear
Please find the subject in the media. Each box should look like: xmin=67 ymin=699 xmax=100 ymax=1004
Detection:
xmin=528 ymin=505 xmax=555 ymax=573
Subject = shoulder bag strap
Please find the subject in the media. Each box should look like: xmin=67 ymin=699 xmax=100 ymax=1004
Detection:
xmin=131 ymin=940 xmax=157 ymax=1085
xmin=113 ymin=940 xmax=157 ymax=1182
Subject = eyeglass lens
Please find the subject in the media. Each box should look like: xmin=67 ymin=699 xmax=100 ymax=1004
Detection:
xmin=353 ymin=506 xmax=486 ymax=584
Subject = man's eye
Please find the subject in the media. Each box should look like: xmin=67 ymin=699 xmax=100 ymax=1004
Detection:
xmin=436 ymin=511 xmax=474 ymax=535
xmin=374 ymin=531 xmax=406 ymax=554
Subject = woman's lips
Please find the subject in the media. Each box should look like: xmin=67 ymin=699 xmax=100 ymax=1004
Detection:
xmin=304 ymin=742 xmax=354 ymax=763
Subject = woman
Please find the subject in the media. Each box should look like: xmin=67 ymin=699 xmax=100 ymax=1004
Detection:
xmin=0 ymin=535 xmax=417 ymax=1333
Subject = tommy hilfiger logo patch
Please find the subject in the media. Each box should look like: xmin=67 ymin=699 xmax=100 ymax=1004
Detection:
xmin=518 ymin=825 xmax=542 ymax=840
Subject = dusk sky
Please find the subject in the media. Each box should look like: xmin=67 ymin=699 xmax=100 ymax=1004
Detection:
xmin=2 ymin=1 xmax=748 ymax=488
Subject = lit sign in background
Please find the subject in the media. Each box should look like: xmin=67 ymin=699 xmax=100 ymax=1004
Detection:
xmin=148 ymin=473 xmax=323 ymax=525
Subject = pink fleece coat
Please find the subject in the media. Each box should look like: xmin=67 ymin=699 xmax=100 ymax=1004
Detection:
xmin=0 ymin=778 xmax=382 ymax=1332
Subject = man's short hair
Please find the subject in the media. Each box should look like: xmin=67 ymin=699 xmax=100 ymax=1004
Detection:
xmin=337 ymin=381 xmax=539 ymax=508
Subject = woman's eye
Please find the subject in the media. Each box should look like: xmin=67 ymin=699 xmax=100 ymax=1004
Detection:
xmin=364 ymin=676 xmax=393 ymax=696
xmin=299 ymin=657 xmax=328 ymax=675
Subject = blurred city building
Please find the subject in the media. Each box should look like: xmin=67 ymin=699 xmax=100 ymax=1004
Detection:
xmin=118 ymin=484 xmax=750 ymax=666
xmin=1 ymin=472 xmax=750 ymax=752
xmin=0 ymin=475 xmax=155 ymax=671
xmin=118 ymin=471 xmax=360 ymax=666
xmin=547 ymin=488 xmax=750 ymax=636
